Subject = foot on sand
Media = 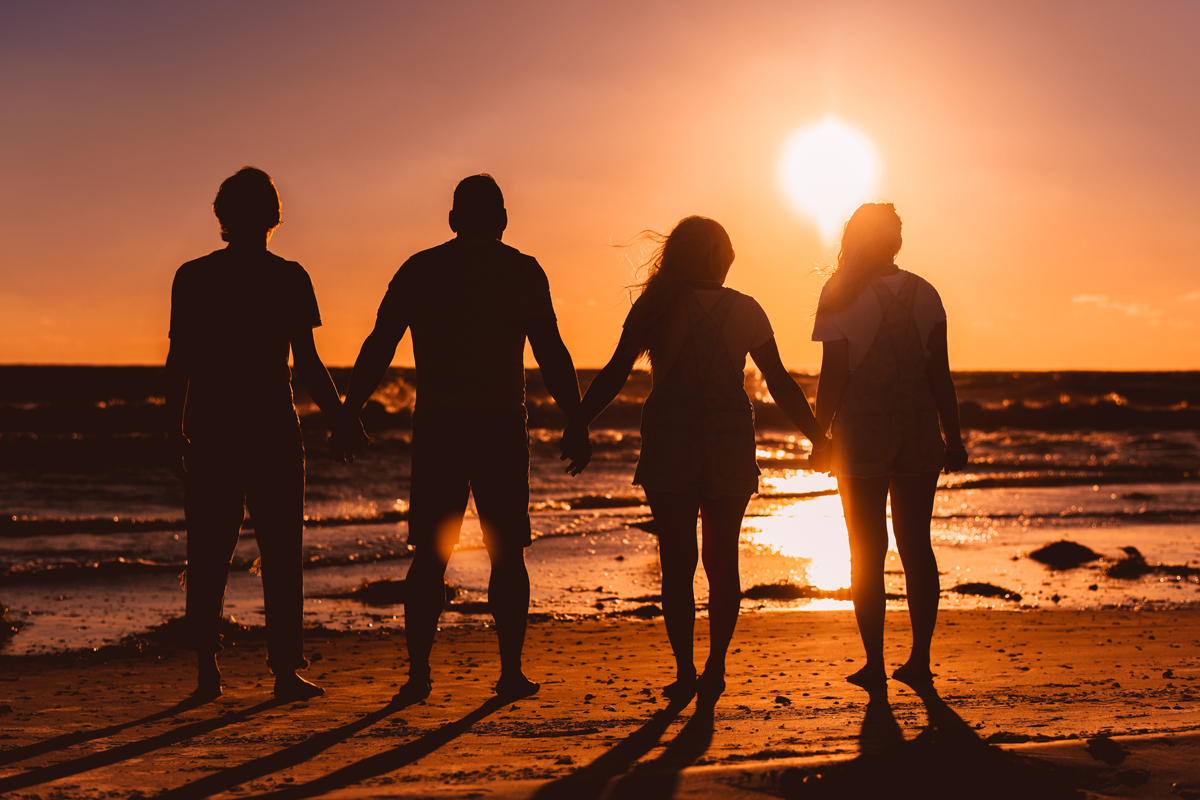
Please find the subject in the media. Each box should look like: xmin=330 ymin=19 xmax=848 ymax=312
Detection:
xmin=696 ymin=671 xmax=726 ymax=702
xmin=194 ymin=657 xmax=222 ymax=700
xmin=391 ymin=675 xmax=433 ymax=706
xmin=846 ymin=665 xmax=888 ymax=693
xmin=274 ymin=673 xmax=325 ymax=702
xmin=495 ymin=672 xmax=540 ymax=700
xmin=663 ymin=673 xmax=697 ymax=701
xmin=892 ymin=662 xmax=934 ymax=689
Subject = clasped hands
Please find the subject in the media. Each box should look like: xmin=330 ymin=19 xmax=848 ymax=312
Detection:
xmin=330 ymin=406 xmax=371 ymax=464
xmin=560 ymin=422 xmax=591 ymax=476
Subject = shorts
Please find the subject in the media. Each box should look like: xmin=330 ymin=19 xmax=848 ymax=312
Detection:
xmin=831 ymin=407 xmax=944 ymax=478
xmin=407 ymin=406 xmax=532 ymax=552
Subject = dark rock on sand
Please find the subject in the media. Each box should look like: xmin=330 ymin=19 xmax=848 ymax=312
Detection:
xmin=1104 ymin=547 xmax=1200 ymax=579
xmin=950 ymin=583 xmax=1022 ymax=602
xmin=318 ymin=579 xmax=457 ymax=606
xmin=1028 ymin=540 xmax=1101 ymax=569
xmin=1085 ymin=735 xmax=1126 ymax=766
xmin=613 ymin=604 xmax=662 ymax=619
xmin=743 ymin=583 xmax=852 ymax=601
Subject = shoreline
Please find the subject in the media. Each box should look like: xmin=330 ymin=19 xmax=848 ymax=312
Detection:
xmin=2 ymin=608 xmax=1198 ymax=798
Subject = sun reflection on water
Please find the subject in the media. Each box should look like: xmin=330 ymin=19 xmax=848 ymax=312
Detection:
xmin=743 ymin=495 xmax=852 ymax=590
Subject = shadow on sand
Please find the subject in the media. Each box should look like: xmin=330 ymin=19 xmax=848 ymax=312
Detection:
xmin=0 ymin=697 xmax=285 ymax=794
xmin=534 ymin=696 xmax=715 ymax=800
xmin=235 ymin=696 xmax=509 ymax=799
xmin=774 ymin=686 xmax=1104 ymax=800
xmin=0 ymin=692 xmax=217 ymax=768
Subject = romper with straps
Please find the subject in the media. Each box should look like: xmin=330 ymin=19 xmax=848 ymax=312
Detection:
xmin=831 ymin=275 xmax=945 ymax=478
xmin=634 ymin=288 xmax=760 ymax=496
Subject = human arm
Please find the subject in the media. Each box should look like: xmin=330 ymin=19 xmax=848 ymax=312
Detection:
xmin=925 ymin=321 xmax=967 ymax=472
xmin=336 ymin=317 xmax=409 ymax=461
xmin=290 ymin=326 xmax=358 ymax=463
xmin=527 ymin=317 xmax=590 ymax=475
xmin=164 ymin=339 xmax=190 ymax=479
xmin=748 ymin=336 xmax=823 ymax=443
xmin=814 ymin=338 xmax=850 ymax=434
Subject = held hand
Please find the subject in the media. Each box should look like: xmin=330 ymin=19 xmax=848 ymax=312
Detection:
xmin=944 ymin=442 xmax=969 ymax=473
xmin=169 ymin=432 xmax=189 ymax=481
xmin=560 ymin=424 xmax=592 ymax=476
xmin=331 ymin=410 xmax=371 ymax=465
xmin=808 ymin=436 xmax=832 ymax=474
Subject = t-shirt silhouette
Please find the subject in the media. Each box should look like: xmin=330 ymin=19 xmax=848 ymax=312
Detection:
xmin=375 ymin=237 xmax=556 ymax=410
xmin=170 ymin=248 xmax=321 ymax=436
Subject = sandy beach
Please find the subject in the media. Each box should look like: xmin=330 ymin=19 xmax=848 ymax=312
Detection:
xmin=2 ymin=608 xmax=1198 ymax=799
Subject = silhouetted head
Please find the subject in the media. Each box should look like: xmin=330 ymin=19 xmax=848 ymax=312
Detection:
xmin=449 ymin=174 xmax=507 ymax=239
xmin=213 ymin=167 xmax=282 ymax=244
xmin=819 ymin=202 xmax=902 ymax=314
xmin=632 ymin=216 xmax=735 ymax=360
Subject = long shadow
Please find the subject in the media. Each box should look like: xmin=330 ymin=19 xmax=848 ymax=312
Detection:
xmin=776 ymin=685 xmax=1101 ymax=800
xmin=239 ymin=696 xmax=509 ymax=799
xmin=157 ymin=698 xmax=418 ymax=800
xmin=603 ymin=696 xmax=716 ymax=799
xmin=0 ymin=698 xmax=284 ymax=794
xmin=532 ymin=698 xmax=691 ymax=800
xmin=0 ymin=693 xmax=216 ymax=767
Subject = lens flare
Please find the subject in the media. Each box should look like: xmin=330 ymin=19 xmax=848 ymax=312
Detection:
xmin=778 ymin=117 xmax=881 ymax=240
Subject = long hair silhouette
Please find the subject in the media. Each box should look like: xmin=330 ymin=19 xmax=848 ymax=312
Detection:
xmin=817 ymin=202 xmax=903 ymax=314
xmin=630 ymin=216 xmax=734 ymax=362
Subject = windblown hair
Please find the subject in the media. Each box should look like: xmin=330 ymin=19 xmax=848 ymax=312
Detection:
xmin=213 ymin=167 xmax=281 ymax=242
xmin=630 ymin=216 xmax=733 ymax=360
xmin=817 ymin=202 xmax=903 ymax=315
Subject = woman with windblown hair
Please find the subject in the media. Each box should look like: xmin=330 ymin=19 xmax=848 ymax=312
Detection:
xmin=812 ymin=202 xmax=967 ymax=694
xmin=565 ymin=216 xmax=827 ymax=702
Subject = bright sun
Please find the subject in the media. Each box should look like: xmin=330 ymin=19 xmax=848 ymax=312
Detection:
xmin=779 ymin=117 xmax=881 ymax=240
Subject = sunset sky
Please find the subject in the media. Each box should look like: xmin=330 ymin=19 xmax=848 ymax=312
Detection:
xmin=3 ymin=1 xmax=1198 ymax=370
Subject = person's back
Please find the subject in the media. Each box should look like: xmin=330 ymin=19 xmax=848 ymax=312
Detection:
xmin=377 ymin=236 xmax=552 ymax=410
xmin=337 ymin=173 xmax=587 ymax=704
xmin=171 ymin=247 xmax=320 ymax=438
xmin=166 ymin=167 xmax=343 ymax=702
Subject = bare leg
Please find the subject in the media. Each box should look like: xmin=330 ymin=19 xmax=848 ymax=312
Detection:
xmin=889 ymin=470 xmax=941 ymax=684
xmin=396 ymin=543 xmax=451 ymax=702
xmin=697 ymin=492 xmax=752 ymax=696
xmin=487 ymin=540 xmax=539 ymax=698
xmin=839 ymin=475 xmax=892 ymax=690
xmin=645 ymin=487 xmax=701 ymax=696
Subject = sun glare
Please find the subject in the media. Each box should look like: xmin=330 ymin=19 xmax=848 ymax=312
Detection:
xmin=778 ymin=117 xmax=881 ymax=240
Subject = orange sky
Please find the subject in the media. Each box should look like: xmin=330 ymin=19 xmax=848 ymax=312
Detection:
xmin=2 ymin=1 xmax=1198 ymax=370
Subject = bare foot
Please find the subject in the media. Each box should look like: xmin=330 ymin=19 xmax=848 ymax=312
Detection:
xmin=391 ymin=674 xmax=433 ymax=705
xmin=663 ymin=671 xmax=697 ymax=702
xmin=195 ymin=655 xmax=222 ymax=699
xmin=892 ymin=662 xmax=934 ymax=689
xmin=846 ymin=665 xmax=887 ymax=693
xmin=274 ymin=673 xmax=324 ymax=702
xmin=495 ymin=672 xmax=540 ymax=700
xmin=696 ymin=670 xmax=726 ymax=702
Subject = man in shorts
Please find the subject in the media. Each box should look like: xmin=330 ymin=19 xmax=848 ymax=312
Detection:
xmin=167 ymin=167 xmax=345 ymax=701
xmin=337 ymin=174 xmax=588 ymax=702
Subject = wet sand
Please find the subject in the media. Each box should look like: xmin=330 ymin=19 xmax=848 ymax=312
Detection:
xmin=1 ymin=608 xmax=1198 ymax=799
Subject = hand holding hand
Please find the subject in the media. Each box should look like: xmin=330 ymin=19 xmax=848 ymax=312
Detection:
xmin=808 ymin=435 xmax=832 ymax=474
xmin=331 ymin=409 xmax=371 ymax=464
xmin=560 ymin=423 xmax=592 ymax=476
xmin=944 ymin=442 xmax=968 ymax=473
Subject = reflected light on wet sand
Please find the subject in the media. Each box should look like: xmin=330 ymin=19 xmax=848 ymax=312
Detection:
xmin=746 ymin=471 xmax=900 ymax=594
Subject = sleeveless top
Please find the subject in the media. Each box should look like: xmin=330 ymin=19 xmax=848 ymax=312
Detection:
xmin=831 ymin=275 xmax=944 ymax=478
xmin=634 ymin=289 xmax=760 ymax=496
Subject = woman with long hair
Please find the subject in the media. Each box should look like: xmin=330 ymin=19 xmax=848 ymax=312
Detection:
xmin=566 ymin=216 xmax=826 ymax=701
xmin=812 ymin=202 xmax=967 ymax=693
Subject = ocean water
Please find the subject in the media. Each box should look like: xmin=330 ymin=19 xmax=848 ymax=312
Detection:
xmin=2 ymin=367 xmax=1199 ymax=656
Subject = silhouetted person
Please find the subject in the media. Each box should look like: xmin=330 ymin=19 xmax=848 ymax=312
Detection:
xmin=336 ymin=174 xmax=588 ymax=703
xmin=166 ymin=167 xmax=343 ymax=701
xmin=567 ymin=216 xmax=827 ymax=702
xmin=812 ymin=202 xmax=967 ymax=693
